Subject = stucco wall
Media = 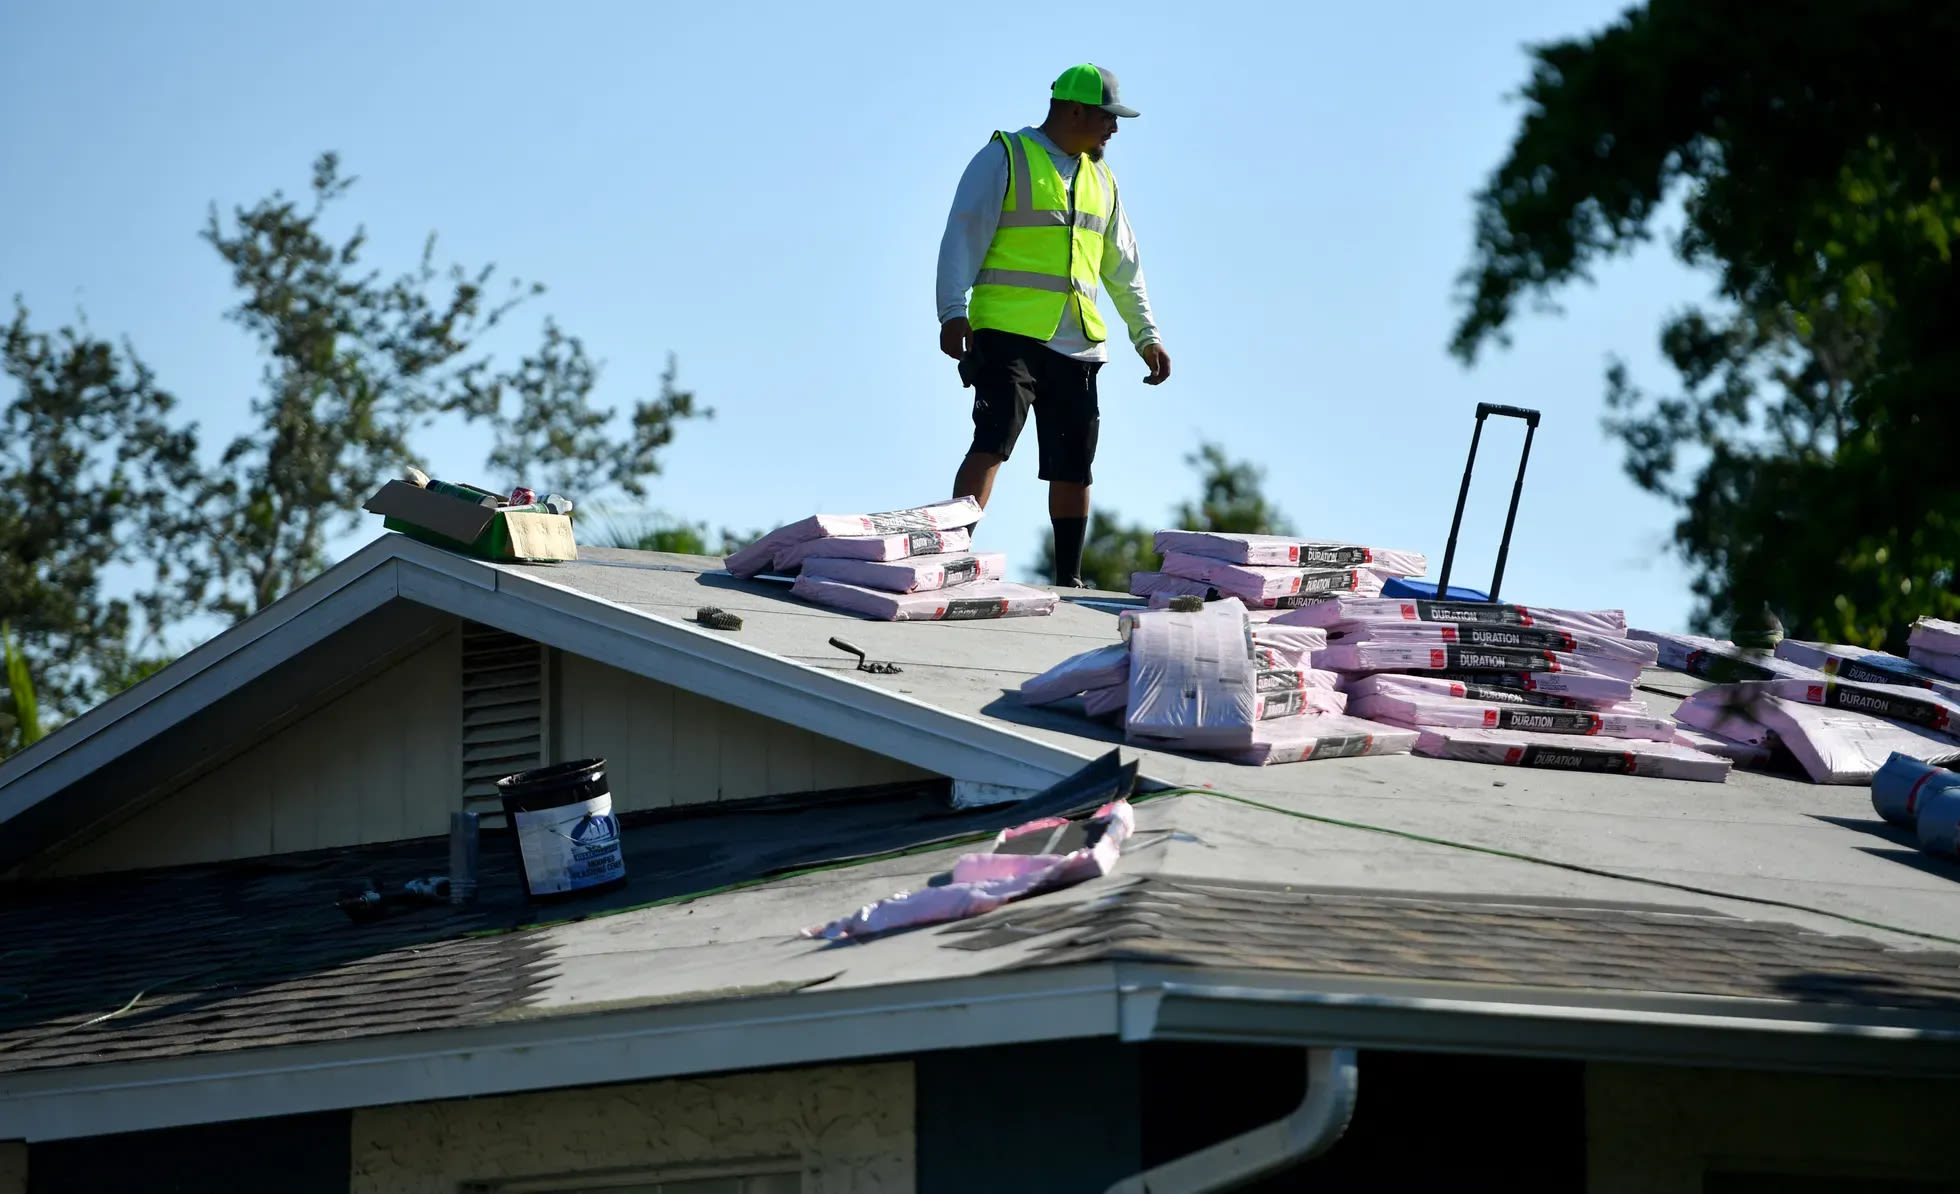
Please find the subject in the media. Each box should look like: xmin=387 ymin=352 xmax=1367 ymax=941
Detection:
xmin=0 ymin=1142 xmax=22 ymax=1194
xmin=1587 ymin=1062 xmax=1960 ymax=1191
xmin=53 ymin=627 xmax=464 ymax=875
xmin=554 ymin=653 xmax=931 ymax=812
xmin=349 ymin=1063 xmax=913 ymax=1194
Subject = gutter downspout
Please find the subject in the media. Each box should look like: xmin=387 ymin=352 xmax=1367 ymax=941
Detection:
xmin=1104 ymin=1048 xmax=1359 ymax=1194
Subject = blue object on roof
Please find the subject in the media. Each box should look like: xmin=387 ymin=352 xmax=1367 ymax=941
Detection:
xmin=1382 ymin=577 xmax=1492 ymax=602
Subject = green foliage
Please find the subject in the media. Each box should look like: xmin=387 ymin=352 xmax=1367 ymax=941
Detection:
xmin=482 ymin=329 xmax=710 ymax=502
xmin=1453 ymin=0 xmax=1960 ymax=645
xmin=583 ymin=511 xmax=752 ymax=557
xmin=1 ymin=302 xmax=203 ymax=715
xmin=4 ymin=153 xmax=707 ymax=728
xmin=1173 ymin=443 xmax=1294 ymax=537
xmin=2 ymin=621 xmax=45 ymax=758
xmin=1033 ymin=443 xmax=1291 ymax=591
xmin=194 ymin=152 xmax=541 ymax=619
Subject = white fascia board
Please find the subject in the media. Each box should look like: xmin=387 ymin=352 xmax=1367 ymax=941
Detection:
xmin=1123 ymin=970 xmax=1960 ymax=1078
xmin=396 ymin=545 xmax=1095 ymax=791
xmin=0 ymin=546 xmax=407 ymax=822
xmin=0 ymin=966 xmax=1124 ymax=1142
xmin=7 ymin=960 xmax=1958 ymax=1142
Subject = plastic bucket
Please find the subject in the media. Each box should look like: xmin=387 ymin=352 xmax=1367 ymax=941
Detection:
xmin=1917 ymin=784 xmax=1960 ymax=858
xmin=496 ymin=758 xmax=627 ymax=900
xmin=1871 ymin=753 xmax=1960 ymax=828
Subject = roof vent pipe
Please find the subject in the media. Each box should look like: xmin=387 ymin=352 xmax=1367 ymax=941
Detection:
xmin=1104 ymin=1047 xmax=1358 ymax=1194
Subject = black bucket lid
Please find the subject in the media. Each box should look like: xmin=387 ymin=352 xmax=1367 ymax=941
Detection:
xmin=496 ymin=757 xmax=606 ymax=801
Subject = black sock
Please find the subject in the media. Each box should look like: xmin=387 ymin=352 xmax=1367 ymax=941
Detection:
xmin=1052 ymin=516 xmax=1088 ymax=587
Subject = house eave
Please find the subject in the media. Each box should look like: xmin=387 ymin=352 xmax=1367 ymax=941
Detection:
xmin=3 ymin=963 xmax=1956 ymax=1142
xmin=0 ymin=536 xmax=1095 ymax=871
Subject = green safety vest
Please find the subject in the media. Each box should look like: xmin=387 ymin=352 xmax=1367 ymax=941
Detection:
xmin=968 ymin=131 xmax=1112 ymax=343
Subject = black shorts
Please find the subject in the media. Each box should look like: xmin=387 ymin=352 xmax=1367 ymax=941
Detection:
xmin=962 ymin=329 xmax=1102 ymax=485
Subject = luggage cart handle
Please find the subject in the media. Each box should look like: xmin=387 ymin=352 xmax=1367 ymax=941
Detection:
xmin=1435 ymin=404 xmax=1542 ymax=602
xmin=1476 ymin=402 xmax=1541 ymax=427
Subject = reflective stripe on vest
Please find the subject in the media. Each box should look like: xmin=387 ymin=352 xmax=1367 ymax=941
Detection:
xmin=968 ymin=132 xmax=1111 ymax=343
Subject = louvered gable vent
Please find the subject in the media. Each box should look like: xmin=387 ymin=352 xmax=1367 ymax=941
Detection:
xmin=461 ymin=622 xmax=545 ymax=817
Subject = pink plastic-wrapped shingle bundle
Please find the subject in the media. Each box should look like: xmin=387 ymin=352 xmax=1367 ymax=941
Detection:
xmin=1081 ymin=682 xmax=1128 ymax=719
xmin=799 ymin=551 xmax=1006 ymax=593
xmin=1911 ymin=648 xmax=1960 ymax=682
xmin=1312 ymin=641 xmax=1645 ymax=685
xmin=725 ymin=497 xmax=984 ymax=577
xmin=1695 ymin=678 xmax=1960 ymax=741
xmin=1339 ymin=673 xmax=1640 ymax=714
xmin=1630 ymin=629 xmax=1824 ymax=684
xmin=1414 ymin=726 xmax=1732 ymax=782
xmin=1324 ymin=620 xmax=1658 ymax=666
xmin=1908 ymin=617 xmax=1960 ymax=656
xmin=1160 ymin=553 xmax=1387 ymax=604
xmin=1022 ymin=626 xmax=1334 ymax=711
xmin=1277 ymin=597 xmax=1626 ymax=638
xmin=1122 ymin=600 xmax=1407 ymax=759
xmin=1020 ymin=643 xmax=1131 ymax=705
xmin=773 ymin=527 xmax=974 ymax=571
xmin=790 ymin=576 xmax=1056 ymax=622
xmin=1428 ymin=669 xmax=1635 ymax=705
xmin=1124 ymin=600 xmax=1262 ymax=750
xmin=1129 ymin=570 xmax=1340 ymax=613
xmin=1673 ymin=685 xmax=1960 ymax=784
xmin=1222 ymin=714 xmax=1419 ymax=766
xmin=1773 ymin=638 xmax=1960 ymax=700
xmin=1151 ymin=531 xmax=1427 ymax=577
xmin=1349 ymin=688 xmax=1676 ymax=742
xmin=1128 ymin=570 xmax=1211 ymax=603
xmin=1907 ymin=617 xmax=1960 ymax=681
xmin=1090 ymin=675 xmax=1346 ymax=721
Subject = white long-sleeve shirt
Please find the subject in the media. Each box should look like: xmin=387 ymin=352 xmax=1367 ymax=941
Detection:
xmin=935 ymin=126 xmax=1161 ymax=363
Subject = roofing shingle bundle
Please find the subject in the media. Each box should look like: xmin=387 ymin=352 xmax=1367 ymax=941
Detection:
xmin=1669 ymin=677 xmax=1960 ymax=785
xmin=1289 ymin=598 xmax=1730 ymax=780
xmin=774 ymin=527 xmax=974 ymax=571
xmin=1129 ymin=532 xmax=1425 ymax=609
xmin=1906 ymin=617 xmax=1960 ymax=682
xmin=1633 ymin=627 xmax=1960 ymax=784
xmin=789 ymin=576 xmax=1057 ymax=622
xmin=1282 ymin=596 xmax=1627 ymax=638
xmin=725 ymin=496 xmax=1057 ymax=622
xmin=1019 ymin=598 xmax=1416 ymax=765
xmin=1409 ymin=727 xmax=1734 ymax=782
xmin=1771 ymin=638 xmax=1960 ymax=700
xmin=1344 ymin=676 xmax=1676 ymax=742
xmin=1629 ymin=630 xmax=1826 ymax=685
xmin=799 ymin=551 xmax=1006 ymax=592
xmin=726 ymin=497 xmax=984 ymax=578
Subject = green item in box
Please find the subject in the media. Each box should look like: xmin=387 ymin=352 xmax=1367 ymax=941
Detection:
xmin=364 ymin=480 xmax=577 ymax=562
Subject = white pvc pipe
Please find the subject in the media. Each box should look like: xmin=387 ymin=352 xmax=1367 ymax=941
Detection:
xmin=1104 ymin=1048 xmax=1359 ymax=1194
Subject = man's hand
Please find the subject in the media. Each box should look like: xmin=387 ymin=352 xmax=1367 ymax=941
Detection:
xmin=940 ymin=316 xmax=973 ymax=362
xmin=1140 ymin=342 xmax=1172 ymax=385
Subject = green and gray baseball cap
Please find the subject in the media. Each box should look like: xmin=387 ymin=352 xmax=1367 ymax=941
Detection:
xmin=1052 ymin=63 xmax=1139 ymax=118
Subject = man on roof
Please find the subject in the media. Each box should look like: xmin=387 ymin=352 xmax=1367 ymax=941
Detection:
xmin=937 ymin=62 xmax=1171 ymax=588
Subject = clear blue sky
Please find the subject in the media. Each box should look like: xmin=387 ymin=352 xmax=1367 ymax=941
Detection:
xmin=2 ymin=0 xmax=1710 ymax=635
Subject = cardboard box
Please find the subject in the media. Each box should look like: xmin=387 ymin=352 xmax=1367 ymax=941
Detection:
xmin=363 ymin=481 xmax=577 ymax=562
